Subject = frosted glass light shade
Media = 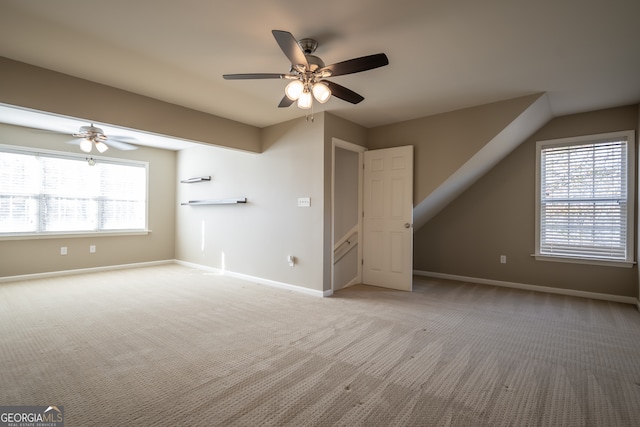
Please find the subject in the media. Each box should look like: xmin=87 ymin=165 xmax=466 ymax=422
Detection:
xmin=285 ymin=80 xmax=304 ymax=100
xmin=95 ymin=141 xmax=109 ymax=153
xmin=80 ymin=139 xmax=93 ymax=153
xmin=297 ymin=91 xmax=312 ymax=109
xmin=312 ymin=82 xmax=331 ymax=103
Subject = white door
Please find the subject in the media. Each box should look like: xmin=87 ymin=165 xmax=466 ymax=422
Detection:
xmin=363 ymin=146 xmax=413 ymax=291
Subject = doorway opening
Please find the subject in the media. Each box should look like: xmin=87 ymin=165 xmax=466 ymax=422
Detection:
xmin=331 ymin=139 xmax=365 ymax=292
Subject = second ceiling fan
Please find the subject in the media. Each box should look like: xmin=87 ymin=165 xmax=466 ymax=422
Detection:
xmin=70 ymin=124 xmax=138 ymax=153
xmin=223 ymin=30 xmax=389 ymax=110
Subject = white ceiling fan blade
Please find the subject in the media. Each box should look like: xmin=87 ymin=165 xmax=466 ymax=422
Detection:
xmin=109 ymin=134 xmax=138 ymax=143
xmin=106 ymin=138 xmax=138 ymax=150
xmin=65 ymin=138 xmax=85 ymax=146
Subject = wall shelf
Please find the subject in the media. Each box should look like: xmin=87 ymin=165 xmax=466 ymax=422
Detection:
xmin=181 ymin=198 xmax=247 ymax=206
xmin=180 ymin=176 xmax=211 ymax=183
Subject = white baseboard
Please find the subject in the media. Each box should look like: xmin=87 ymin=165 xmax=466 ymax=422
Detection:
xmin=0 ymin=260 xmax=175 ymax=284
xmin=175 ymin=260 xmax=331 ymax=298
xmin=414 ymin=270 xmax=637 ymax=305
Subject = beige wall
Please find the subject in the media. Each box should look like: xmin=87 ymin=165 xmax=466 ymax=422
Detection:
xmin=414 ymin=105 xmax=639 ymax=297
xmin=175 ymin=116 xmax=326 ymax=291
xmin=0 ymin=123 xmax=176 ymax=277
xmin=3 ymin=56 xmax=638 ymax=298
xmin=0 ymin=58 xmax=262 ymax=279
xmin=0 ymin=57 xmax=260 ymax=153
xmin=0 ymin=58 xmax=364 ymax=293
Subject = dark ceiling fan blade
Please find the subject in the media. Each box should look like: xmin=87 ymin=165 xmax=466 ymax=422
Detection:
xmin=278 ymin=96 xmax=295 ymax=108
xmin=319 ymin=53 xmax=389 ymax=77
xmin=223 ymin=73 xmax=285 ymax=80
xmin=272 ymin=30 xmax=309 ymax=70
xmin=324 ymin=81 xmax=365 ymax=104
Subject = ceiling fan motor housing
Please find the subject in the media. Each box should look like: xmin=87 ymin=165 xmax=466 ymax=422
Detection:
xmin=298 ymin=38 xmax=318 ymax=55
xmin=77 ymin=125 xmax=104 ymax=136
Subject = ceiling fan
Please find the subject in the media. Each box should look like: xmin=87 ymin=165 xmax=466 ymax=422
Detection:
xmin=223 ymin=30 xmax=389 ymax=110
xmin=69 ymin=124 xmax=138 ymax=153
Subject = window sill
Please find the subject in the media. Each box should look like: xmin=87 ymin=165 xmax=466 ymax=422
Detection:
xmin=0 ymin=230 xmax=152 ymax=241
xmin=533 ymin=254 xmax=634 ymax=268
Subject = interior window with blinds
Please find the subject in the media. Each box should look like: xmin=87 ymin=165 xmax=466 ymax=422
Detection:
xmin=0 ymin=145 xmax=147 ymax=236
xmin=535 ymin=130 xmax=635 ymax=266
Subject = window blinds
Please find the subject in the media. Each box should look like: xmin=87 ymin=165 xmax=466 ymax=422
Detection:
xmin=0 ymin=148 xmax=146 ymax=234
xmin=539 ymin=138 xmax=627 ymax=260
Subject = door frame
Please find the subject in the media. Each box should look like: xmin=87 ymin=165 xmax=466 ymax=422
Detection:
xmin=331 ymin=138 xmax=366 ymax=293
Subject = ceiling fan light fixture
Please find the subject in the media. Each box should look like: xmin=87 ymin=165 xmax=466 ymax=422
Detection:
xmin=285 ymin=79 xmax=304 ymax=100
xmin=224 ymin=30 xmax=389 ymax=111
xmin=297 ymin=90 xmax=313 ymax=109
xmin=95 ymin=141 xmax=109 ymax=153
xmin=312 ymin=82 xmax=331 ymax=103
xmin=80 ymin=139 xmax=93 ymax=153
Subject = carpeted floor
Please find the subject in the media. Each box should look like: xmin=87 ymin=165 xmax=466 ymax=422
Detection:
xmin=1 ymin=264 xmax=639 ymax=426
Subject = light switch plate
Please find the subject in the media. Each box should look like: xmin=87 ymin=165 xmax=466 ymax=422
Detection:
xmin=297 ymin=197 xmax=311 ymax=207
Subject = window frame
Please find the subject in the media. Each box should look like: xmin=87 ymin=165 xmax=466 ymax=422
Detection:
xmin=0 ymin=144 xmax=150 ymax=240
xmin=534 ymin=130 xmax=635 ymax=268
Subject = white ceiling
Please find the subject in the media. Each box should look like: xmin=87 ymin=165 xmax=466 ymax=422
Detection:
xmin=1 ymin=0 xmax=640 ymax=131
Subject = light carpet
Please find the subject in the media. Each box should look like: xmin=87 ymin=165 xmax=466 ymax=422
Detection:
xmin=1 ymin=264 xmax=639 ymax=426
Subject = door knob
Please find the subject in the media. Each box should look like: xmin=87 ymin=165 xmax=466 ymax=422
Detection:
xmin=404 ymin=223 xmax=412 ymax=229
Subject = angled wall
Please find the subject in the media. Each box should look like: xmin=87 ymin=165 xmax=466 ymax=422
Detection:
xmin=412 ymin=95 xmax=552 ymax=229
xmin=367 ymin=94 xmax=548 ymax=203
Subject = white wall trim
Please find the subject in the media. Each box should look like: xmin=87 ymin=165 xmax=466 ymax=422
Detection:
xmin=414 ymin=270 xmax=637 ymax=305
xmin=176 ymin=260 xmax=332 ymax=297
xmin=0 ymin=260 xmax=174 ymax=283
xmin=332 ymin=138 xmax=367 ymax=153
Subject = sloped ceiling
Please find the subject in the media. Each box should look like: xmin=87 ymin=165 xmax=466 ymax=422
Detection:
xmin=413 ymin=93 xmax=553 ymax=230
xmin=1 ymin=0 xmax=639 ymax=129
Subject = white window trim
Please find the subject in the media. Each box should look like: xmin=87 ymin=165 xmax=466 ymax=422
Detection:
xmin=534 ymin=130 xmax=635 ymax=268
xmin=0 ymin=144 xmax=150 ymax=240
